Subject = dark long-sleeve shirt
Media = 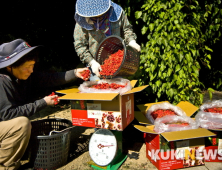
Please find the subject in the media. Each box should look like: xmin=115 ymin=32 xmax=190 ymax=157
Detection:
xmin=0 ymin=70 xmax=76 ymax=122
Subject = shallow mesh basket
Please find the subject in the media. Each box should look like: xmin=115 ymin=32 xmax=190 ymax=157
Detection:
xmin=29 ymin=118 xmax=72 ymax=170
xmin=95 ymin=35 xmax=140 ymax=79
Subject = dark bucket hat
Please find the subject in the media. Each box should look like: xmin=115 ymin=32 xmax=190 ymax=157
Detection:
xmin=0 ymin=39 xmax=39 ymax=69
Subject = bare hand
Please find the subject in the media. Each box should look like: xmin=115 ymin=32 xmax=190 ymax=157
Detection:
xmin=44 ymin=95 xmax=59 ymax=106
xmin=74 ymin=67 xmax=90 ymax=80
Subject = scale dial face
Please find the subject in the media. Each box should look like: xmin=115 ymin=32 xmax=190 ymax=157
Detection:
xmin=89 ymin=129 xmax=117 ymax=166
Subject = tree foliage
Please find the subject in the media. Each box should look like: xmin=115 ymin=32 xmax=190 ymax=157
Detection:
xmin=126 ymin=0 xmax=222 ymax=106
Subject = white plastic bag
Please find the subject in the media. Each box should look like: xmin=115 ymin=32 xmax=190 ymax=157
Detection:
xmin=146 ymin=102 xmax=186 ymax=124
xmin=78 ymin=78 xmax=132 ymax=95
xmin=195 ymin=111 xmax=222 ymax=129
xmin=154 ymin=115 xmax=198 ymax=133
xmin=195 ymin=100 xmax=222 ymax=129
xmin=200 ymin=99 xmax=222 ymax=111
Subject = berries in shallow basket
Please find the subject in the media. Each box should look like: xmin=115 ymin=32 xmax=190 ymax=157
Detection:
xmin=99 ymin=49 xmax=124 ymax=77
xmin=151 ymin=109 xmax=176 ymax=119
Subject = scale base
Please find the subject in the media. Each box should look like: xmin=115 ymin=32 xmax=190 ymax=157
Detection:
xmin=88 ymin=153 xmax=127 ymax=170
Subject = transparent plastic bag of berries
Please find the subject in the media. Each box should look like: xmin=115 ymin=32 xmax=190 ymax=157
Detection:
xmin=154 ymin=115 xmax=198 ymax=133
xmin=146 ymin=102 xmax=186 ymax=124
xmin=78 ymin=78 xmax=132 ymax=95
xmin=195 ymin=111 xmax=222 ymax=129
xmin=199 ymin=99 xmax=222 ymax=111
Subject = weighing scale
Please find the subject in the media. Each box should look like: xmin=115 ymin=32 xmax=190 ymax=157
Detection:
xmin=88 ymin=129 xmax=128 ymax=170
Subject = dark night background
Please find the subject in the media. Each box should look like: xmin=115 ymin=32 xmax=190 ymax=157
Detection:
xmin=1 ymin=0 xmax=80 ymax=71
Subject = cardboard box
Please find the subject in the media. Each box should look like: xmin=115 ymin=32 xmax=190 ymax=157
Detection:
xmin=56 ymin=80 xmax=148 ymax=131
xmin=205 ymin=129 xmax=222 ymax=162
xmin=134 ymin=101 xmax=216 ymax=170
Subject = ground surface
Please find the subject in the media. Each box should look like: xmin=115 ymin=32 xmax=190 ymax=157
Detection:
xmin=23 ymin=91 xmax=222 ymax=170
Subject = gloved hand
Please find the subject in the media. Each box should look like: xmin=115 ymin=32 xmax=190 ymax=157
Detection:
xmin=89 ymin=59 xmax=102 ymax=77
xmin=129 ymin=40 xmax=141 ymax=52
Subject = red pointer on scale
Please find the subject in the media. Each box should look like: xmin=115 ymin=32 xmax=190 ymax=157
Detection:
xmin=97 ymin=144 xmax=114 ymax=149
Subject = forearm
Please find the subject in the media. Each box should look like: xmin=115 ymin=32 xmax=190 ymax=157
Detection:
xmin=0 ymin=99 xmax=47 ymax=121
xmin=32 ymin=70 xmax=77 ymax=88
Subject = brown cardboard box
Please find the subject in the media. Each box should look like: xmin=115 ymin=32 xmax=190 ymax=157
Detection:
xmin=56 ymin=80 xmax=148 ymax=131
xmin=134 ymin=101 xmax=216 ymax=170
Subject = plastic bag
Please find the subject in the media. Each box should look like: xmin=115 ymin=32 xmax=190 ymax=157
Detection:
xmin=146 ymin=102 xmax=186 ymax=124
xmin=195 ymin=111 xmax=222 ymax=129
xmin=154 ymin=115 xmax=198 ymax=133
xmin=200 ymin=99 xmax=222 ymax=111
xmin=78 ymin=78 xmax=132 ymax=95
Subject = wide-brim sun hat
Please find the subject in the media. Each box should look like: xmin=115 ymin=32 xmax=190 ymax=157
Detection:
xmin=0 ymin=39 xmax=40 ymax=69
xmin=76 ymin=0 xmax=111 ymax=17
xmin=75 ymin=1 xmax=122 ymax=30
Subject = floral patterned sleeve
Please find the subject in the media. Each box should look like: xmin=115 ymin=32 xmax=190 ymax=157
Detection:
xmin=121 ymin=11 xmax=137 ymax=45
xmin=74 ymin=23 xmax=94 ymax=64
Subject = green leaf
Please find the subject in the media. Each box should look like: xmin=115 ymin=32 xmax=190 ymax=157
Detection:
xmin=162 ymin=38 xmax=168 ymax=47
xmin=168 ymin=24 xmax=173 ymax=32
xmin=142 ymin=26 xmax=148 ymax=35
xmin=167 ymin=68 xmax=173 ymax=77
xmin=192 ymin=66 xmax=199 ymax=75
xmin=168 ymin=88 xmax=174 ymax=98
xmin=157 ymin=92 xmax=161 ymax=98
xmin=169 ymin=41 xmax=175 ymax=47
xmin=175 ymin=64 xmax=181 ymax=72
xmin=179 ymin=52 xmax=184 ymax=62
xmin=208 ymin=88 xmax=215 ymax=93
xmin=149 ymin=23 xmax=155 ymax=32
xmin=157 ymin=37 xmax=163 ymax=45
xmin=205 ymin=46 xmax=213 ymax=52
xmin=156 ymin=80 xmax=161 ymax=87
xmin=159 ymin=12 xmax=165 ymax=18
xmin=135 ymin=11 xmax=142 ymax=19
xmin=174 ymin=20 xmax=179 ymax=24
xmin=142 ymin=13 xmax=148 ymax=22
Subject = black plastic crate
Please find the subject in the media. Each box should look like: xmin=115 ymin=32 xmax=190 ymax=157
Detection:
xmin=29 ymin=118 xmax=73 ymax=170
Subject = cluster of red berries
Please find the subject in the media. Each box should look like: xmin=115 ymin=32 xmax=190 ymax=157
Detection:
xmin=107 ymin=114 xmax=115 ymax=122
xmin=99 ymin=49 xmax=124 ymax=77
xmin=48 ymin=92 xmax=59 ymax=105
xmin=151 ymin=109 xmax=176 ymax=120
xmin=91 ymin=83 xmax=125 ymax=89
xmin=80 ymin=70 xmax=90 ymax=81
xmin=204 ymin=107 xmax=222 ymax=114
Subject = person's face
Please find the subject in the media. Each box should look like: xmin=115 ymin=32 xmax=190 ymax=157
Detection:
xmin=8 ymin=60 xmax=35 ymax=80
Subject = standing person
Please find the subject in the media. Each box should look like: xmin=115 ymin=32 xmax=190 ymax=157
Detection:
xmin=74 ymin=0 xmax=141 ymax=80
xmin=0 ymin=39 xmax=89 ymax=170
